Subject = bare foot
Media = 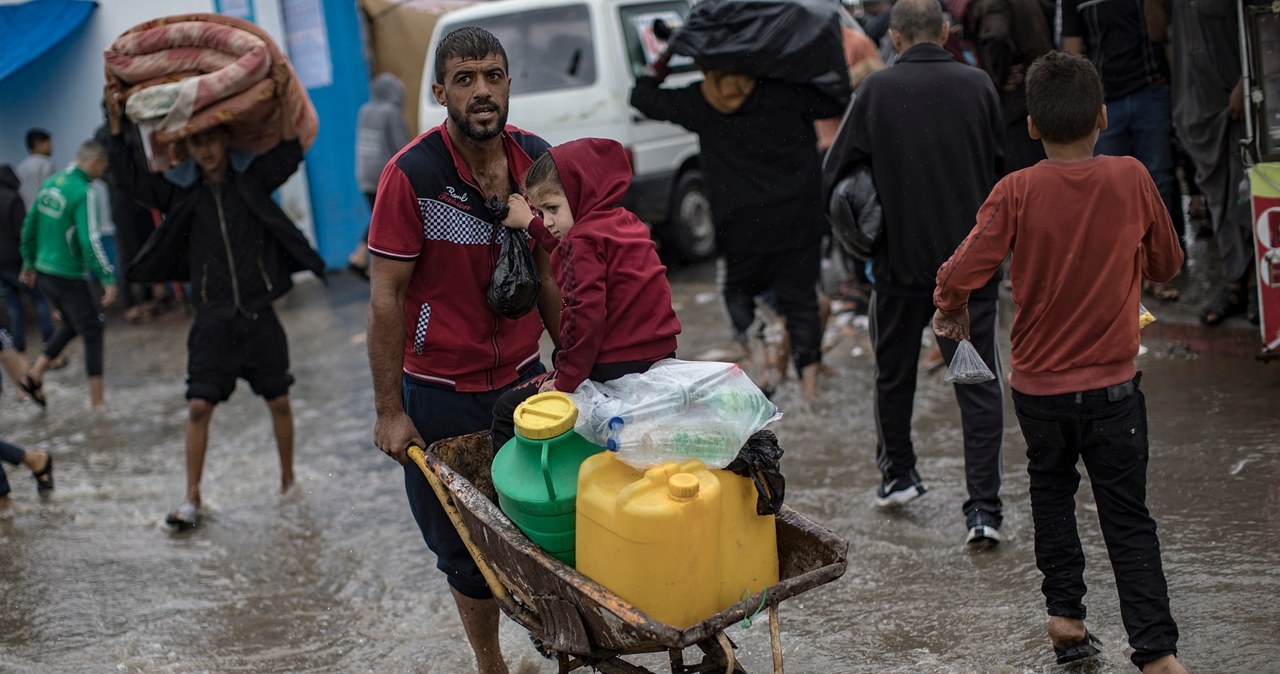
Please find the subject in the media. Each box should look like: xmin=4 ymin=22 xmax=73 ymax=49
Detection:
xmin=1046 ymin=616 xmax=1087 ymax=648
xmin=800 ymin=363 xmax=819 ymax=403
xmin=1142 ymin=655 xmax=1188 ymax=674
xmin=281 ymin=475 xmax=295 ymax=493
xmin=0 ymin=495 xmax=11 ymax=508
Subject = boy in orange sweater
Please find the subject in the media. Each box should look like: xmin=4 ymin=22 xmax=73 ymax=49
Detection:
xmin=932 ymin=52 xmax=1186 ymax=674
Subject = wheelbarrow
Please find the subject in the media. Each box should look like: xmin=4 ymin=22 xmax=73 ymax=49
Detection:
xmin=408 ymin=431 xmax=847 ymax=673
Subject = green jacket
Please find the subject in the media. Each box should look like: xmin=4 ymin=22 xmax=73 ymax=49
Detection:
xmin=20 ymin=165 xmax=116 ymax=286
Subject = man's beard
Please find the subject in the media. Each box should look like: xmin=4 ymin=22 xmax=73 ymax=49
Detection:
xmin=449 ymin=97 xmax=508 ymax=141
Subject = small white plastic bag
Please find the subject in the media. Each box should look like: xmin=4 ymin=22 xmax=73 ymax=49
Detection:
xmin=945 ymin=339 xmax=995 ymax=384
xmin=1138 ymin=302 xmax=1156 ymax=329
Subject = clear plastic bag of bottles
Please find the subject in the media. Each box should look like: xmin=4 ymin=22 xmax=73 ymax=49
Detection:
xmin=569 ymin=359 xmax=782 ymax=469
xmin=945 ymin=339 xmax=995 ymax=385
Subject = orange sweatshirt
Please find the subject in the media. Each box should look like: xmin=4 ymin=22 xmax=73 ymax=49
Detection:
xmin=934 ymin=155 xmax=1183 ymax=395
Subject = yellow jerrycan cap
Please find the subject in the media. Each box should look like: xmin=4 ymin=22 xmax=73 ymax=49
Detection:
xmin=513 ymin=391 xmax=579 ymax=440
xmin=668 ymin=472 xmax=701 ymax=500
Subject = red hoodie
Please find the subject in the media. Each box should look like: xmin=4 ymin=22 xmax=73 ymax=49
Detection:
xmin=524 ymin=138 xmax=681 ymax=393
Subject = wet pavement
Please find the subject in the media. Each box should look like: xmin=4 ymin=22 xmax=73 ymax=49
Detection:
xmin=0 ymin=253 xmax=1277 ymax=673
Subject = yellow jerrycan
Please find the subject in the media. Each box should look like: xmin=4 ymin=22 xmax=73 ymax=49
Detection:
xmin=576 ymin=452 xmax=778 ymax=628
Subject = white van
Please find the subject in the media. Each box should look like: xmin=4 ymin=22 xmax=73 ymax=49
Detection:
xmin=419 ymin=0 xmax=715 ymax=261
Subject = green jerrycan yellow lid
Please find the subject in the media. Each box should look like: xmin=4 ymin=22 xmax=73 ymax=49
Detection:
xmin=514 ymin=391 xmax=578 ymax=440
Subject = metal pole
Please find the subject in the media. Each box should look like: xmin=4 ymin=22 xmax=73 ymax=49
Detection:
xmin=1238 ymin=1 xmax=1257 ymax=165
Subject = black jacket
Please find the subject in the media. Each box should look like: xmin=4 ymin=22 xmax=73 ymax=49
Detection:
xmin=108 ymin=129 xmax=325 ymax=318
xmin=631 ymin=76 xmax=847 ymax=259
xmin=823 ymin=43 xmax=1005 ymax=299
xmin=0 ymin=165 xmax=25 ymax=272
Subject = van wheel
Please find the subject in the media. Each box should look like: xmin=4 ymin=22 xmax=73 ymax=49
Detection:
xmin=667 ymin=169 xmax=716 ymax=261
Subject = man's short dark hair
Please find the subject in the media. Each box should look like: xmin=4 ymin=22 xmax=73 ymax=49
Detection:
xmin=1026 ymin=51 xmax=1105 ymax=144
xmin=433 ymin=27 xmax=508 ymax=84
xmin=890 ymin=0 xmax=944 ymax=44
xmin=26 ymin=128 xmax=51 ymax=151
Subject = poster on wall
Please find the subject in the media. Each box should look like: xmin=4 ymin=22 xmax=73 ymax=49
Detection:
xmin=282 ymin=0 xmax=333 ymax=89
xmin=215 ymin=0 xmax=256 ymax=22
xmin=1250 ymin=165 xmax=1280 ymax=353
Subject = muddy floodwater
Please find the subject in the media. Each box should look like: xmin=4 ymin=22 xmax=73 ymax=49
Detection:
xmin=0 ymin=266 xmax=1277 ymax=673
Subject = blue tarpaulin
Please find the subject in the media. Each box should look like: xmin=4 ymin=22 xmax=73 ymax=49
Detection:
xmin=0 ymin=0 xmax=97 ymax=83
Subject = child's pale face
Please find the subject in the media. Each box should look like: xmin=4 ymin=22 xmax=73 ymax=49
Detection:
xmin=532 ymin=189 xmax=574 ymax=239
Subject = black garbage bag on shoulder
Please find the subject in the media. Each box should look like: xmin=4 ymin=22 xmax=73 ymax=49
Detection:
xmin=667 ymin=0 xmax=851 ymax=102
xmin=726 ymin=430 xmax=785 ymax=516
xmin=828 ymin=164 xmax=884 ymax=260
xmin=485 ymin=197 xmax=541 ymax=319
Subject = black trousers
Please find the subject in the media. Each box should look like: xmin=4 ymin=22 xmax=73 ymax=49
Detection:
xmin=869 ymin=291 xmax=1003 ymax=519
xmin=1013 ymin=374 xmax=1178 ymax=669
xmin=37 ymin=273 xmax=104 ymax=377
xmin=720 ymin=242 xmax=822 ymax=371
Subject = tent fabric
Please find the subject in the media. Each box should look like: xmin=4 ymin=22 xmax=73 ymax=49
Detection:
xmin=0 ymin=0 xmax=97 ymax=83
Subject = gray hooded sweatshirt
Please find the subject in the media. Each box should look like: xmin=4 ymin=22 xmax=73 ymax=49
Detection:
xmin=356 ymin=73 xmax=410 ymax=194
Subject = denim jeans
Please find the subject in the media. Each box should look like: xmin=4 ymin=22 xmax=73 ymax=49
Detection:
xmin=1012 ymin=374 xmax=1178 ymax=668
xmin=1096 ymin=83 xmax=1184 ymax=246
xmin=0 ymin=268 xmax=53 ymax=352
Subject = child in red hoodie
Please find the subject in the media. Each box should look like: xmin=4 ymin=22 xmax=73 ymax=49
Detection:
xmin=490 ymin=138 xmax=681 ymax=450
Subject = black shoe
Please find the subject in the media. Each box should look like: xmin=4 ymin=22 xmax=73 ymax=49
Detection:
xmin=965 ymin=510 xmax=1002 ymax=548
xmin=874 ymin=468 xmax=926 ymax=507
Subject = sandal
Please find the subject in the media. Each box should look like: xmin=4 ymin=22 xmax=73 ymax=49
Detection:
xmin=1199 ymin=284 xmax=1246 ymax=325
xmin=1054 ymin=631 xmax=1103 ymax=665
xmin=165 ymin=502 xmax=200 ymax=529
xmin=17 ymin=374 xmax=46 ymax=408
xmin=1144 ymin=280 xmax=1180 ymax=302
xmin=32 ymin=454 xmax=53 ymax=492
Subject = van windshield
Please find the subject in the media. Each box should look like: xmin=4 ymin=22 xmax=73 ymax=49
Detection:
xmin=444 ymin=5 xmax=597 ymax=95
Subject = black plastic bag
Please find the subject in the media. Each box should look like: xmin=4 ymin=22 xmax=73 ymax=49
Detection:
xmin=725 ymin=430 xmax=785 ymax=516
xmin=828 ymin=164 xmax=884 ymax=260
xmin=486 ymin=197 xmax=541 ymax=319
xmin=667 ymin=0 xmax=851 ymax=102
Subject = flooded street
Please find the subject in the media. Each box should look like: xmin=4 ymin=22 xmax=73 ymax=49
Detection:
xmin=0 ymin=264 xmax=1277 ymax=673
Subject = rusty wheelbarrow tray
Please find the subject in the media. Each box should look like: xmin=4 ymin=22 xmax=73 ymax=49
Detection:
xmin=408 ymin=431 xmax=848 ymax=674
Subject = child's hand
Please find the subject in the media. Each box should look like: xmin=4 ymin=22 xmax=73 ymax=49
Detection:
xmin=538 ymin=376 xmax=558 ymax=393
xmin=503 ymin=193 xmax=534 ymax=230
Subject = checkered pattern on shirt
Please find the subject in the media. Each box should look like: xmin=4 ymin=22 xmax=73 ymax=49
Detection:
xmin=419 ymin=199 xmax=496 ymax=245
xmin=413 ymin=303 xmax=431 ymax=355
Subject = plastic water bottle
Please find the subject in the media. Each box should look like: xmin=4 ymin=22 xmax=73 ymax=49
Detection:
xmin=605 ymin=418 xmax=741 ymax=469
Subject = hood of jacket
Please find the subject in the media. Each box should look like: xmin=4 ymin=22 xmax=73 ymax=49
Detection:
xmin=371 ymin=72 xmax=405 ymax=107
xmin=0 ymin=164 xmax=19 ymax=191
xmin=547 ymin=138 xmax=631 ymax=223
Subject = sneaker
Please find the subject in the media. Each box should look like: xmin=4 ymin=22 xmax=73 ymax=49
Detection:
xmin=874 ymin=469 xmax=926 ymax=507
xmin=965 ymin=511 xmax=1002 ymax=548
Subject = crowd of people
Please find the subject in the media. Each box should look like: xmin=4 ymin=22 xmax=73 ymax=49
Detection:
xmin=0 ymin=0 xmax=1261 ymax=672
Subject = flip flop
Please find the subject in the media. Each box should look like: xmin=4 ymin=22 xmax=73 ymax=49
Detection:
xmin=18 ymin=374 xmax=46 ymax=408
xmin=32 ymin=454 xmax=53 ymax=492
xmin=165 ymin=502 xmax=200 ymax=529
xmin=1054 ymin=631 xmax=1103 ymax=665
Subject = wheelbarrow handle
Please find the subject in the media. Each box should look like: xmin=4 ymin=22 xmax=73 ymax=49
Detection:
xmin=408 ymin=445 xmax=511 ymax=604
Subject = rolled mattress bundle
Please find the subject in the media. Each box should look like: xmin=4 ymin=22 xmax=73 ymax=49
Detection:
xmin=104 ymin=13 xmax=318 ymax=171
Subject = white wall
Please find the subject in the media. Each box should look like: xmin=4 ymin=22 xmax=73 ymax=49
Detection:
xmin=0 ymin=0 xmax=316 ymax=244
